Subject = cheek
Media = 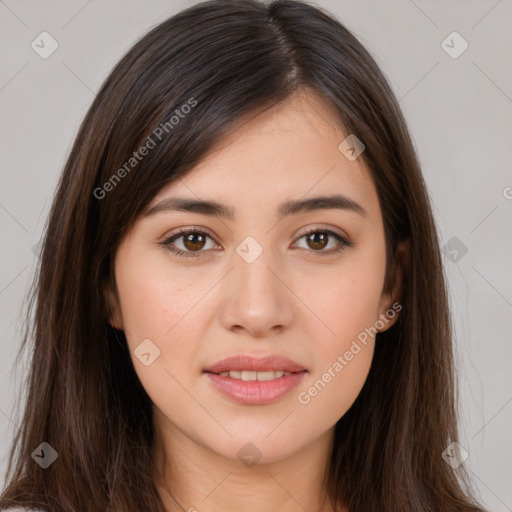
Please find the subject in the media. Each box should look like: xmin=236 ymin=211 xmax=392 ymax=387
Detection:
xmin=115 ymin=243 xmax=210 ymax=342
xmin=294 ymin=270 xmax=380 ymax=428
xmin=291 ymin=249 xmax=384 ymax=426
xmin=298 ymin=250 xmax=386 ymax=353
xmin=114 ymin=246 xmax=219 ymax=402
xmin=114 ymin=254 xmax=209 ymax=420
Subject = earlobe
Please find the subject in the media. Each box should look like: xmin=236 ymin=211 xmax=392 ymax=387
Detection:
xmin=377 ymin=239 xmax=410 ymax=332
xmin=108 ymin=313 xmax=124 ymax=331
xmin=104 ymin=281 xmax=124 ymax=331
xmin=377 ymin=299 xmax=403 ymax=332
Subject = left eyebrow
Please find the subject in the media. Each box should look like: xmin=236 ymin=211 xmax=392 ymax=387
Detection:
xmin=277 ymin=194 xmax=367 ymax=218
xmin=143 ymin=193 xmax=367 ymax=220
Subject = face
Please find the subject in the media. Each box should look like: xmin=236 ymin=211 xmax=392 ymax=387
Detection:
xmin=108 ymin=90 xmax=401 ymax=465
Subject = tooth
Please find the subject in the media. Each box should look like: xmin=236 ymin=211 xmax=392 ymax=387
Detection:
xmin=222 ymin=370 xmax=292 ymax=380
xmin=256 ymin=371 xmax=277 ymax=381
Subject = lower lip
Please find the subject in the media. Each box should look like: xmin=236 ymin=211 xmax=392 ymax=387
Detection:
xmin=204 ymin=371 xmax=307 ymax=405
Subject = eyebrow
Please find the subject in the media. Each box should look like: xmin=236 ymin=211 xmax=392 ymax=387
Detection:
xmin=143 ymin=194 xmax=367 ymax=220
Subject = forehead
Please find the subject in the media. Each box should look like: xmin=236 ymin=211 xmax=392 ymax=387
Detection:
xmin=150 ymin=90 xmax=380 ymax=220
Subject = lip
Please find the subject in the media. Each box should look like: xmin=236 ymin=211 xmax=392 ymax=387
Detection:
xmin=203 ymin=354 xmax=307 ymax=374
xmin=203 ymin=354 xmax=308 ymax=405
xmin=205 ymin=371 xmax=307 ymax=405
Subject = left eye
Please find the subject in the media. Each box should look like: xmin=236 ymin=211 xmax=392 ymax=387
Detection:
xmin=294 ymin=229 xmax=350 ymax=253
xmin=161 ymin=228 xmax=351 ymax=259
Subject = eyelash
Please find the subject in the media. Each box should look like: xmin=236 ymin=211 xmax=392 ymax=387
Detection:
xmin=159 ymin=227 xmax=353 ymax=259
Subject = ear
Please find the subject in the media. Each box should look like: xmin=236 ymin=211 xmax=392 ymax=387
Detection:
xmin=103 ymin=278 xmax=124 ymax=331
xmin=377 ymin=239 xmax=409 ymax=332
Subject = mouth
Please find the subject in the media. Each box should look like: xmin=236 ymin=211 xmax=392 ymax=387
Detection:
xmin=203 ymin=354 xmax=308 ymax=405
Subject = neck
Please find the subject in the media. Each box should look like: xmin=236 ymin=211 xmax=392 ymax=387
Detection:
xmin=152 ymin=416 xmax=342 ymax=512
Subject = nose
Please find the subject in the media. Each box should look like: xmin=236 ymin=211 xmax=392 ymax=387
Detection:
xmin=218 ymin=246 xmax=295 ymax=338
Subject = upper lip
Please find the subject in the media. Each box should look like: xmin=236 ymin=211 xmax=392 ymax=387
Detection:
xmin=204 ymin=354 xmax=307 ymax=374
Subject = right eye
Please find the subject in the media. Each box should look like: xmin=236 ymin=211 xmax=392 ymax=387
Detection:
xmin=160 ymin=228 xmax=219 ymax=258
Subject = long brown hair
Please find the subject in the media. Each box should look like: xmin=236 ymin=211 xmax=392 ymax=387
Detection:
xmin=1 ymin=1 xmax=484 ymax=510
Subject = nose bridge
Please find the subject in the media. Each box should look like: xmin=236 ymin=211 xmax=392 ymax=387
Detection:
xmin=234 ymin=235 xmax=282 ymax=308
xmin=219 ymin=234 xmax=294 ymax=335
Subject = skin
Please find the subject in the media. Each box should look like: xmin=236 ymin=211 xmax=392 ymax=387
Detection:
xmin=108 ymin=89 xmax=405 ymax=512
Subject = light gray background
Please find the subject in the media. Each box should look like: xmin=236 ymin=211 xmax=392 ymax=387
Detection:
xmin=0 ymin=0 xmax=511 ymax=510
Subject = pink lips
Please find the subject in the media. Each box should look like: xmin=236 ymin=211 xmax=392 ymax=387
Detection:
xmin=203 ymin=354 xmax=308 ymax=405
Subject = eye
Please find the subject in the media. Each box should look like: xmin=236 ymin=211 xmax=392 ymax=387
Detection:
xmin=160 ymin=228 xmax=218 ymax=258
xmin=293 ymin=228 xmax=352 ymax=255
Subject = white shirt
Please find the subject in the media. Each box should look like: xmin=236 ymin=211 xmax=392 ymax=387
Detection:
xmin=2 ymin=508 xmax=43 ymax=511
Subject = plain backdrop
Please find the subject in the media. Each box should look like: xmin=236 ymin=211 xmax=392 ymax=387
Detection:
xmin=0 ymin=0 xmax=511 ymax=510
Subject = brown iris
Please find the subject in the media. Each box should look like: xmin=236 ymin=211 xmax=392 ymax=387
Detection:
xmin=306 ymin=232 xmax=328 ymax=250
xmin=183 ymin=232 xmax=207 ymax=251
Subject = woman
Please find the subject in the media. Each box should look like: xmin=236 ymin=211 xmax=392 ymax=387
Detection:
xmin=0 ymin=0 xmax=485 ymax=510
